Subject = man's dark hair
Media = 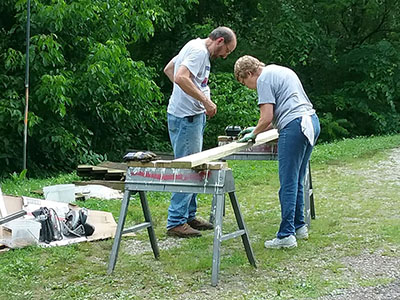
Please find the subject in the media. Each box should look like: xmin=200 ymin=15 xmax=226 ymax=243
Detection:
xmin=209 ymin=27 xmax=235 ymax=43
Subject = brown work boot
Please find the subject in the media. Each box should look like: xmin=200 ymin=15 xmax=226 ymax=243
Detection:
xmin=167 ymin=223 xmax=202 ymax=238
xmin=188 ymin=217 xmax=214 ymax=231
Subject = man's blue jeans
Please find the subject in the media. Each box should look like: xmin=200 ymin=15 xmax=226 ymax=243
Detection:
xmin=277 ymin=114 xmax=320 ymax=239
xmin=167 ymin=113 xmax=206 ymax=229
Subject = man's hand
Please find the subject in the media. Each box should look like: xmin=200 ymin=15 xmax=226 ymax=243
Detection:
xmin=238 ymin=127 xmax=256 ymax=143
xmin=203 ymin=98 xmax=217 ymax=117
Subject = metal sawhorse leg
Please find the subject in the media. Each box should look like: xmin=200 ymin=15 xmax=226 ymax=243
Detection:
xmin=211 ymin=190 xmax=256 ymax=286
xmin=107 ymin=164 xmax=256 ymax=286
xmin=108 ymin=189 xmax=159 ymax=275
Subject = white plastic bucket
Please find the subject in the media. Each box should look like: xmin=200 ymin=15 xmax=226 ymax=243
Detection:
xmin=43 ymin=184 xmax=75 ymax=203
xmin=5 ymin=219 xmax=41 ymax=248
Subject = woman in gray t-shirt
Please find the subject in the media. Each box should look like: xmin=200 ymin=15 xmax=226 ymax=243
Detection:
xmin=234 ymin=55 xmax=320 ymax=249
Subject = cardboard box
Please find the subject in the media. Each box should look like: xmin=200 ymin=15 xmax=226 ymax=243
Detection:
xmin=0 ymin=194 xmax=117 ymax=249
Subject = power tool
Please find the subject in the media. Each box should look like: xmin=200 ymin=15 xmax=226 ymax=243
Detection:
xmin=224 ymin=125 xmax=242 ymax=140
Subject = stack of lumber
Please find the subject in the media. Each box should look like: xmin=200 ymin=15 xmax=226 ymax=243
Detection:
xmin=77 ymin=162 xmax=127 ymax=181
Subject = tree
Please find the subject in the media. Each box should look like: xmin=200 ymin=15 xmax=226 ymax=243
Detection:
xmin=0 ymin=0 xmax=196 ymax=176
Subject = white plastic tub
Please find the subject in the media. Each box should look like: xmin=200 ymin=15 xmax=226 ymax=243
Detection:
xmin=43 ymin=184 xmax=75 ymax=203
xmin=3 ymin=219 xmax=41 ymax=248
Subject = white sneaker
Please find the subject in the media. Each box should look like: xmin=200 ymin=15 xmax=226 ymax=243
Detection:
xmin=295 ymin=225 xmax=309 ymax=240
xmin=264 ymin=235 xmax=297 ymax=249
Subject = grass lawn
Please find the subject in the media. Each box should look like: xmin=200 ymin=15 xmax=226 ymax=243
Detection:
xmin=1 ymin=134 xmax=400 ymax=299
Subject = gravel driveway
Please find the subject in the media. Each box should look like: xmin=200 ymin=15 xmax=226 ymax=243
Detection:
xmin=319 ymin=147 xmax=400 ymax=300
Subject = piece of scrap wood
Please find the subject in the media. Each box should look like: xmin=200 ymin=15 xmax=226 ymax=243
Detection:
xmin=171 ymin=129 xmax=279 ymax=168
xmin=77 ymin=165 xmax=96 ymax=177
xmin=77 ymin=165 xmax=93 ymax=171
xmin=91 ymin=166 xmax=109 ymax=173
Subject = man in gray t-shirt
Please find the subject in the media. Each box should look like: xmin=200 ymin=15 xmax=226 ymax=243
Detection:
xmin=163 ymin=27 xmax=237 ymax=238
xmin=234 ymin=55 xmax=320 ymax=249
xmin=166 ymin=38 xmax=211 ymax=118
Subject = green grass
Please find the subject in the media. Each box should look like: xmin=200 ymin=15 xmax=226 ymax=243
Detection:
xmin=1 ymin=134 xmax=400 ymax=299
xmin=311 ymin=134 xmax=400 ymax=165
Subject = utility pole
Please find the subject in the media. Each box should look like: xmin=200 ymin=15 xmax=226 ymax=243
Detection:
xmin=23 ymin=0 xmax=31 ymax=171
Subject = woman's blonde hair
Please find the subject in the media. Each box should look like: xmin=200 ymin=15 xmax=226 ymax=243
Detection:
xmin=234 ymin=55 xmax=265 ymax=81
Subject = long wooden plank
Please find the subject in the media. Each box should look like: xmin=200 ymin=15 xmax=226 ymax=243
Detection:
xmin=171 ymin=129 xmax=279 ymax=168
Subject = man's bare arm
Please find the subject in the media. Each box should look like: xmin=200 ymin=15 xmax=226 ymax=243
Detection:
xmin=174 ymin=65 xmax=217 ymax=117
xmin=163 ymin=59 xmax=175 ymax=83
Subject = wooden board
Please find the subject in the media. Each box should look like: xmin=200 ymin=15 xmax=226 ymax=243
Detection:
xmin=98 ymin=161 xmax=127 ymax=170
xmin=170 ymin=129 xmax=279 ymax=168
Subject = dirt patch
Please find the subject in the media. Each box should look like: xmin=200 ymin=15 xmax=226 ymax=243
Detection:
xmin=342 ymin=147 xmax=400 ymax=186
xmin=319 ymin=248 xmax=400 ymax=300
xmin=320 ymin=281 xmax=400 ymax=300
xmin=123 ymin=237 xmax=182 ymax=255
xmin=341 ymin=249 xmax=400 ymax=282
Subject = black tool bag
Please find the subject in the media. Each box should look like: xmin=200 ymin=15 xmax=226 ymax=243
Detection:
xmin=32 ymin=207 xmax=63 ymax=244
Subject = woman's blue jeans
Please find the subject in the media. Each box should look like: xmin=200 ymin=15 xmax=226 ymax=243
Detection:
xmin=277 ymin=114 xmax=320 ymax=239
xmin=167 ymin=113 xmax=206 ymax=229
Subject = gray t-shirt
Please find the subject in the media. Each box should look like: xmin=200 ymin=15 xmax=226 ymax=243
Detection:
xmin=257 ymin=64 xmax=315 ymax=131
xmin=167 ymin=38 xmax=210 ymax=118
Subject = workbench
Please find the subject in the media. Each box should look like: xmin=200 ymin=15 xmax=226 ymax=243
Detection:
xmin=107 ymin=161 xmax=256 ymax=286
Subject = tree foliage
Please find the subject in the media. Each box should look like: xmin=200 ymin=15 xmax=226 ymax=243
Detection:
xmin=143 ymin=0 xmax=400 ymax=142
xmin=0 ymin=0 xmax=196 ymax=176
xmin=205 ymin=73 xmax=260 ymax=148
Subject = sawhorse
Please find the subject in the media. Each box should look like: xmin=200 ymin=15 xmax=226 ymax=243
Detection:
xmin=107 ymin=162 xmax=256 ymax=286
